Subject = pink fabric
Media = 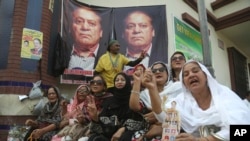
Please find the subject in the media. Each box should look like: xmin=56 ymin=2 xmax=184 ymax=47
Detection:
xmin=64 ymin=85 xmax=90 ymax=121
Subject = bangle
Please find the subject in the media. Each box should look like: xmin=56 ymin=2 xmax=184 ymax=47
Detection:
xmin=131 ymin=90 xmax=140 ymax=94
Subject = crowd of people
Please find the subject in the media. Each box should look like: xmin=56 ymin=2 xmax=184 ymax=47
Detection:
xmin=23 ymin=3 xmax=249 ymax=141
xmin=14 ymin=1 xmax=249 ymax=140
xmin=23 ymin=47 xmax=250 ymax=141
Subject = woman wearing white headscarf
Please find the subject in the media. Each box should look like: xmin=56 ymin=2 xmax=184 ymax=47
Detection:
xmin=143 ymin=60 xmax=250 ymax=141
xmin=130 ymin=61 xmax=183 ymax=140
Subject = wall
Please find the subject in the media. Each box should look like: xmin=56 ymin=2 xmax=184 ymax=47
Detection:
xmin=0 ymin=0 xmax=58 ymax=116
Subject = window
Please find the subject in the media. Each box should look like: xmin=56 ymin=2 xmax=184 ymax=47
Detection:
xmin=228 ymin=47 xmax=249 ymax=98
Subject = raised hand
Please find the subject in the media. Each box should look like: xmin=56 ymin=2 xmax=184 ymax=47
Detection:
xmin=86 ymin=95 xmax=98 ymax=121
xmin=133 ymin=67 xmax=144 ymax=82
xmin=142 ymin=68 xmax=156 ymax=89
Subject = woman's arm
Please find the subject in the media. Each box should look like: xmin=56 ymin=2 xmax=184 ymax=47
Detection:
xmin=111 ymin=127 xmax=126 ymax=141
xmin=25 ymin=119 xmax=38 ymax=128
xmin=129 ymin=70 xmax=143 ymax=111
xmin=32 ymin=123 xmax=57 ymax=139
xmin=126 ymin=51 xmax=145 ymax=66
xmin=142 ymin=69 xmax=167 ymax=123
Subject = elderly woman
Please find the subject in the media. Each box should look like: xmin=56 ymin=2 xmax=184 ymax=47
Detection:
xmin=53 ymin=84 xmax=91 ymax=141
xmin=144 ymin=60 xmax=250 ymax=141
xmin=24 ymin=86 xmax=62 ymax=141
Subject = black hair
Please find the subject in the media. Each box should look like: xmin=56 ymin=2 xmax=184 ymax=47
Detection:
xmin=170 ymin=51 xmax=186 ymax=62
xmin=122 ymin=8 xmax=154 ymax=30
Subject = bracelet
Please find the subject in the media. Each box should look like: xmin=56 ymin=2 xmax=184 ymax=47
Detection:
xmin=211 ymin=132 xmax=226 ymax=141
xmin=131 ymin=90 xmax=140 ymax=94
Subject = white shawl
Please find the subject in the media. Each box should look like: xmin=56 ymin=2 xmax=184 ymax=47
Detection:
xmin=140 ymin=81 xmax=182 ymax=109
xmin=140 ymin=62 xmax=183 ymax=109
xmin=174 ymin=60 xmax=250 ymax=140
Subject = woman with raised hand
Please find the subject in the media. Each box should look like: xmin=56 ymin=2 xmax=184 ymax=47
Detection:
xmin=110 ymin=72 xmax=146 ymax=141
xmin=86 ymin=74 xmax=113 ymax=141
xmin=130 ymin=61 xmax=182 ymax=140
xmin=147 ymin=60 xmax=250 ymax=141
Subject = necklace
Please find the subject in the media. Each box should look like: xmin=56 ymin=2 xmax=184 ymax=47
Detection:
xmin=109 ymin=52 xmax=119 ymax=73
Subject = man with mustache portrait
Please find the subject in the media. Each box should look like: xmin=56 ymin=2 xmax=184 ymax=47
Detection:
xmin=68 ymin=6 xmax=103 ymax=70
xmin=117 ymin=7 xmax=168 ymax=74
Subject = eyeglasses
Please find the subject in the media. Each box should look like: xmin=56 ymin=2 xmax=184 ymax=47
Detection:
xmin=171 ymin=56 xmax=185 ymax=61
xmin=151 ymin=67 xmax=166 ymax=73
xmin=90 ymin=80 xmax=103 ymax=86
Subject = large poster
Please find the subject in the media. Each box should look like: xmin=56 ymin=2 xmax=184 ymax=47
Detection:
xmin=174 ymin=17 xmax=203 ymax=62
xmin=114 ymin=6 xmax=168 ymax=74
xmin=21 ymin=28 xmax=43 ymax=60
xmin=60 ymin=0 xmax=168 ymax=84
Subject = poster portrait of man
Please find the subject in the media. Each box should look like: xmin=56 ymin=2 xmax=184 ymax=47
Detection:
xmin=58 ymin=1 xmax=168 ymax=84
xmin=114 ymin=6 xmax=168 ymax=72
xmin=61 ymin=0 xmax=112 ymax=84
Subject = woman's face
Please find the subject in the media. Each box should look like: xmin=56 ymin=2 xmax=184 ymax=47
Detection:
xmin=77 ymin=86 xmax=89 ymax=103
xmin=115 ymin=74 xmax=126 ymax=89
xmin=182 ymin=62 xmax=207 ymax=94
xmin=90 ymin=76 xmax=105 ymax=94
xmin=151 ymin=63 xmax=168 ymax=85
xmin=47 ymin=87 xmax=58 ymax=103
xmin=171 ymin=54 xmax=185 ymax=71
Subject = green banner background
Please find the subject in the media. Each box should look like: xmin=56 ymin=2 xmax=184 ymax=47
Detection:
xmin=174 ymin=17 xmax=203 ymax=62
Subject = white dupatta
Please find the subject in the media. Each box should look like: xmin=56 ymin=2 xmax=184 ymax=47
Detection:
xmin=175 ymin=60 xmax=250 ymax=140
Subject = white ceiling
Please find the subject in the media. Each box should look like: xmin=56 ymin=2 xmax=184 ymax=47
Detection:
xmin=217 ymin=21 xmax=250 ymax=57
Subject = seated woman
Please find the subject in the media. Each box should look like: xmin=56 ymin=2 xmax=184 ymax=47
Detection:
xmin=130 ymin=61 xmax=182 ymax=140
xmin=86 ymin=74 xmax=113 ymax=140
xmin=24 ymin=86 xmax=62 ymax=141
xmin=88 ymin=72 xmax=146 ymax=141
xmin=146 ymin=60 xmax=250 ymax=141
xmin=52 ymin=84 xmax=91 ymax=141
